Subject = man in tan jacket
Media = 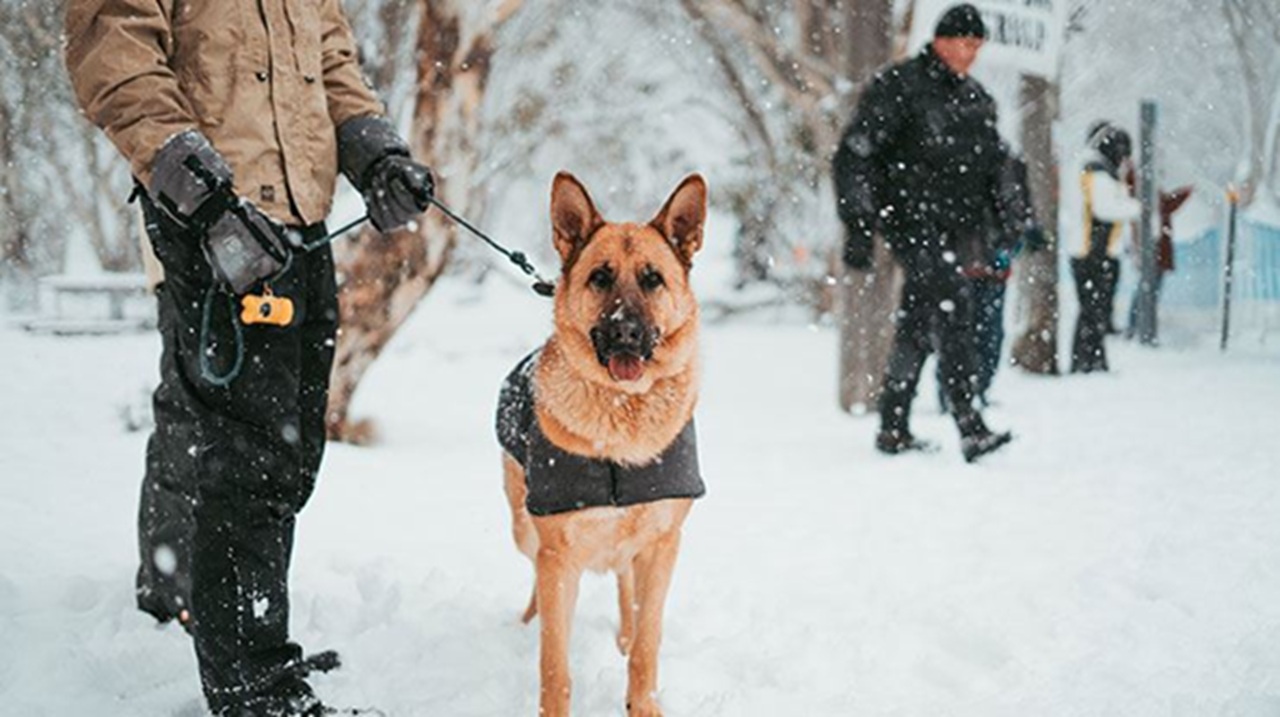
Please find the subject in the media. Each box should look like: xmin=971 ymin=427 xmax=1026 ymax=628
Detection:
xmin=65 ymin=2 xmax=432 ymax=714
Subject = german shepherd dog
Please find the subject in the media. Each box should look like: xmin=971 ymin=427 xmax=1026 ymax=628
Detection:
xmin=496 ymin=172 xmax=707 ymax=716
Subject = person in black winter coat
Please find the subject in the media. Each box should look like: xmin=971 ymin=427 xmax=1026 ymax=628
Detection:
xmin=833 ymin=3 xmax=1013 ymax=462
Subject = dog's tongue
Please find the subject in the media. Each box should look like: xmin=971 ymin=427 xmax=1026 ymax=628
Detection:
xmin=608 ymin=354 xmax=645 ymax=382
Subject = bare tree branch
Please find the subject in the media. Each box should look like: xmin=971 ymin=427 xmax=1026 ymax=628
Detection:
xmin=684 ymin=0 xmax=836 ymax=107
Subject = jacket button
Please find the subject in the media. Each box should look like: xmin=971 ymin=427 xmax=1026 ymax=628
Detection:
xmin=256 ymin=71 xmax=269 ymax=82
xmin=304 ymin=75 xmax=316 ymax=84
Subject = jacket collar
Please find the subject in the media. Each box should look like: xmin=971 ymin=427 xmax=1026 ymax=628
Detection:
xmin=921 ymin=43 xmax=965 ymax=86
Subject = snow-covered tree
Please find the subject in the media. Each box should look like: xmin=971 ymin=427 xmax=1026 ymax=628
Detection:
xmin=327 ymin=0 xmax=527 ymax=441
xmin=1 ymin=0 xmax=139 ymax=307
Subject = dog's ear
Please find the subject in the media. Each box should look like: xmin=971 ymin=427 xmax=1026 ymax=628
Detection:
xmin=650 ymin=174 xmax=707 ymax=267
xmin=550 ymin=172 xmax=603 ymax=265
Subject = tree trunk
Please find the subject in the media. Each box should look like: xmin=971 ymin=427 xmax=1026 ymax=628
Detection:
xmin=0 ymin=96 xmax=34 ymax=287
xmin=1010 ymin=75 xmax=1061 ymax=375
xmin=836 ymin=0 xmax=898 ymax=413
xmin=326 ymin=0 xmax=523 ymax=443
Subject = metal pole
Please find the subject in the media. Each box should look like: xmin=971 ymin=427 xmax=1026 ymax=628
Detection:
xmin=1221 ymin=186 xmax=1239 ymax=352
xmin=1136 ymin=100 xmax=1159 ymax=345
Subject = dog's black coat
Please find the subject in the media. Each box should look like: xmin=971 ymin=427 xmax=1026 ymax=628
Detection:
xmin=496 ymin=351 xmax=705 ymax=517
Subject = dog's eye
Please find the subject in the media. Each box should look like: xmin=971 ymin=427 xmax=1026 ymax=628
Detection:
xmin=588 ymin=266 xmax=614 ymax=291
xmin=638 ymin=268 xmax=665 ymax=292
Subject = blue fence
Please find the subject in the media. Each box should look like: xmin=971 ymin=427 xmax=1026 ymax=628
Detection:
xmin=1160 ymin=217 xmax=1280 ymax=309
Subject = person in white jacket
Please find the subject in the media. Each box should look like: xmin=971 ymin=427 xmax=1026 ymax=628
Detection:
xmin=1072 ymin=123 xmax=1141 ymax=373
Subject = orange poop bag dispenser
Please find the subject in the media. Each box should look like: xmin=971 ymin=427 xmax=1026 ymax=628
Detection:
xmin=240 ymin=285 xmax=294 ymax=327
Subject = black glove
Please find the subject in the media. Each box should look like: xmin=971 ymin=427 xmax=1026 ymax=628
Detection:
xmin=148 ymin=130 xmax=288 ymax=293
xmin=1022 ymin=225 xmax=1048 ymax=253
xmin=337 ymin=115 xmax=434 ymax=233
xmin=363 ymin=154 xmax=435 ymax=232
xmin=148 ymin=129 xmax=235 ymax=231
xmin=842 ymin=222 xmax=874 ymax=270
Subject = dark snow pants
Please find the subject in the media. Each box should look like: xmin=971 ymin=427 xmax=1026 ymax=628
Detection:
xmin=971 ymin=278 xmax=1007 ymax=402
xmin=1102 ymin=256 xmax=1121 ymax=334
xmin=139 ymin=196 xmax=338 ymax=713
xmin=878 ymin=260 xmax=980 ymax=435
xmin=935 ymin=276 xmax=1007 ymax=409
xmin=136 ymin=285 xmax=200 ymax=624
xmin=1071 ymin=256 xmax=1117 ymax=373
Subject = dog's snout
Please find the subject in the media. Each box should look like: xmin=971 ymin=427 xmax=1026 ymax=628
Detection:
xmin=591 ymin=312 xmax=656 ymax=365
xmin=608 ymin=318 xmax=646 ymax=347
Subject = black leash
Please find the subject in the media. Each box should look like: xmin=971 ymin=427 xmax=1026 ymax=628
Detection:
xmin=304 ymin=198 xmax=555 ymax=297
xmin=425 ymin=196 xmax=556 ymax=297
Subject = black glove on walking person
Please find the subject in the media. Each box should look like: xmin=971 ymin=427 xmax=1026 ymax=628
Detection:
xmin=149 ymin=130 xmax=289 ymax=294
xmin=337 ymin=115 xmax=435 ymax=233
xmin=1022 ymin=225 xmax=1048 ymax=253
xmin=842 ymin=221 xmax=875 ymax=270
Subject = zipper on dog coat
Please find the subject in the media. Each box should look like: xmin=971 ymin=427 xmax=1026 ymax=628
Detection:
xmin=496 ymin=351 xmax=706 ymax=517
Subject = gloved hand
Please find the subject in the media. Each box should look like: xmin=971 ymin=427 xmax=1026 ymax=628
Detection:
xmin=363 ymin=154 xmax=435 ymax=233
xmin=148 ymin=130 xmax=290 ymax=293
xmin=842 ymin=222 xmax=874 ymax=270
xmin=991 ymin=248 xmax=1013 ymax=273
xmin=337 ymin=115 xmax=434 ymax=233
xmin=148 ymin=129 xmax=235 ymax=231
xmin=1022 ymin=225 xmax=1048 ymax=253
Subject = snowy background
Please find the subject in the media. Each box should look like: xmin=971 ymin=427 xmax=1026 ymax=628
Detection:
xmin=4 ymin=0 xmax=1280 ymax=715
xmin=4 ymin=242 xmax=1280 ymax=715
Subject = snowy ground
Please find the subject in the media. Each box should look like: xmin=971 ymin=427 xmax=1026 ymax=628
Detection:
xmin=3 ymin=274 xmax=1280 ymax=716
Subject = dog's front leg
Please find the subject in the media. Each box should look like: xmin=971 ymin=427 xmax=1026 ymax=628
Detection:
xmin=626 ymin=532 xmax=681 ymax=717
xmin=536 ymin=547 xmax=581 ymax=717
xmin=616 ymin=565 xmax=636 ymax=655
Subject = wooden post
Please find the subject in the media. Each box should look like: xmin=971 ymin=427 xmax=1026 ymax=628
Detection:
xmin=836 ymin=0 xmax=899 ymax=414
xmin=1010 ymin=74 xmax=1061 ymax=374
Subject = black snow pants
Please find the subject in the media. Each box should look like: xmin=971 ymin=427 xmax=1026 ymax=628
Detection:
xmin=878 ymin=257 xmax=981 ymax=436
xmin=136 ymin=283 xmax=200 ymax=625
xmin=138 ymin=195 xmax=338 ymax=713
xmin=1070 ymin=255 xmax=1117 ymax=373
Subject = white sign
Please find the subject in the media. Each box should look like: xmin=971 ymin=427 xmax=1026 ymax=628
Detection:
xmin=908 ymin=0 xmax=1068 ymax=80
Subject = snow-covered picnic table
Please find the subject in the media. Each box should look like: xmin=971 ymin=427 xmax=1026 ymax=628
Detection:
xmin=18 ymin=273 xmax=155 ymax=335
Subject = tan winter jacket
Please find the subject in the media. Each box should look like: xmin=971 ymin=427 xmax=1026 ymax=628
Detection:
xmin=65 ymin=0 xmax=384 ymax=228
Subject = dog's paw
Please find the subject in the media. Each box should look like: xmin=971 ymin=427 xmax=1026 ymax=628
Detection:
xmin=616 ymin=629 xmax=633 ymax=656
xmin=626 ymin=697 xmax=663 ymax=717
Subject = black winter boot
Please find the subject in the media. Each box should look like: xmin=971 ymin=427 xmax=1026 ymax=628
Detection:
xmin=209 ymin=651 xmax=355 ymax=717
xmin=956 ymin=412 xmax=1013 ymax=463
xmin=216 ymin=675 xmax=384 ymax=717
xmin=876 ymin=377 xmax=937 ymax=455
xmin=875 ymin=428 xmax=939 ymax=455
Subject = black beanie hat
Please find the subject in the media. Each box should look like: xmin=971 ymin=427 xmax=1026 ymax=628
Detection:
xmin=935 ymin=4 xmax=987 ymax=40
